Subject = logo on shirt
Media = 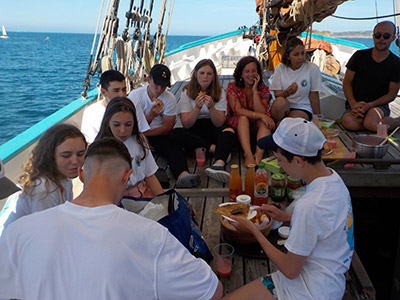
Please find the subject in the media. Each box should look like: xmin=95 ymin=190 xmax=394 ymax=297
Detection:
xmin=134 ymin=155 xmax=142 ymax=167
xmin=345 ymin=205 xmax=355 ymax=251
xmin=301 ymin=80 xmax=308 ymax=87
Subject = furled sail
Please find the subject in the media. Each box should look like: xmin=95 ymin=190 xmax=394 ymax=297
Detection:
xmin=277 ymin=0 xmax=348 ymax=36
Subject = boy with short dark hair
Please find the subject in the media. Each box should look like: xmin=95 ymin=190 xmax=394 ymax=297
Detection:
xmin=0 ymin=137 xmax=222 ymax=300
xmin=224 ymin=118 xmax=354 ymax=300
xmin=81 ymin=70 xmax=149 ymax=143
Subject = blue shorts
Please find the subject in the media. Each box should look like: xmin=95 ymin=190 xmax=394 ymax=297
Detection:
xmin=259 ymin=274 xmax=279 ymax=299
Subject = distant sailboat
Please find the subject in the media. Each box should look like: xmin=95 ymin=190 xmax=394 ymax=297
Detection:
xmin=1 ymin=25 xmax=9 ymax=39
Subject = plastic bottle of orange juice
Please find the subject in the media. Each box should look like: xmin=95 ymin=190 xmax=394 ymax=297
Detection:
xmin=229 ymin=164 xmax=242 ymax=202
xmin=244 ymin=163 xmax=255 ymax=203
xmin=254 ymin=163 xmax=268 ymax=206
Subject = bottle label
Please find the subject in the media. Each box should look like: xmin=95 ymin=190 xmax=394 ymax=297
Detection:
xmin=271 ymin=187 xmax=285 ymax=198
xmin=255 ymin=182 xmax=268 ymax=197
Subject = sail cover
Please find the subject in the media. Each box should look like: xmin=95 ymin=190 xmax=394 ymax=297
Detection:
xmin=277 ymin=0 xmax=348 ymax=36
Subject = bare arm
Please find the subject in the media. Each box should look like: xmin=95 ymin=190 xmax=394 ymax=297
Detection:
xmin=253 ymin=228 xmax=307 ymax=279
xmin=144 ymin=174 xmax=164 ymax=196
xmin=144 ymin=115 xmax=176 ymax=136
xmin=206 ymin=95 xmax=226 ymax=127
xmin=273 ymin=82 xmax=298 ymax=99
xmin=343 ymin=69 xmax=357 ymax=109
xmin=231 ymin=216 xmax=307 ymax=280
xmin=209 ymin=281 xmax=223 ymax=300
xmin=228 ymin=93 xmax=274 ymax=129
xmin=252 ymin=74 xmax=265 ymax=113
xmin=309 ymin=91 xmax=321 ymax=114
xmin=181 ymin=108 xmax=201 ymax=128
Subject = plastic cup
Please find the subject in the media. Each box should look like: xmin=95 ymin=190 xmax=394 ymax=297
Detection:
xmin=344 ymin=147 xmax=357 ymax=168
xmin=377 ymin=123 xmax=389 ymax=138
xmin=326 ymin=139 xmax=337 ymax=148
xmin=195 ymin=148 xmax=206 ymax=166
xmin=213 ymin=243 xmax=234 ymax=277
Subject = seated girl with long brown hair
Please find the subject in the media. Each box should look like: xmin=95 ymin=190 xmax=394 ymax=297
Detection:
xmin=95 ymin=97 xmax=163 ymax=198
xmin=171 ymin=59 xmax=236 ymax=183
xmin=1 ymin=124 xmax=87 ymax=230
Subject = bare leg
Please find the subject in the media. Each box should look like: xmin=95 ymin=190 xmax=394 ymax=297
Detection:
xmin=254 ymin=119 xmax=271 ymax=164
xmin=271 ymin=97 xmax=290 ymax=123
xmin=341 ymin=112 xmax=364 ymax=131
xmin=363 ymin=107 xmax=385 ymax=132
xmin=223 ymin=279 xmax=276 ymax=300
xmin=382 ymin=116 xmax=400 ymax=130
xmin=237 ymin=116 xmax=256 ymax=165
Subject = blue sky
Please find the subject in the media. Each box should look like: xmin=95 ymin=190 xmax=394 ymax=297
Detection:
xmin=1 ymin=0 xmax=398 ymax=35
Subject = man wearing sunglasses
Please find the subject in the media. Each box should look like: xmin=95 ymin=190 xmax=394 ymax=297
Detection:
xmin=341 ymin=21 xmax=400 ymax=132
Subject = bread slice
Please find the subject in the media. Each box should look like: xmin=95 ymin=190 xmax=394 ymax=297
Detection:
xmin=214 ymin=203 xmax=250 ymax=218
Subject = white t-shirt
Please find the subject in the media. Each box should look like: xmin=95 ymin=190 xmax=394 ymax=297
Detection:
xmin=271 ymin=61 xmax=322 ymax=113
xmin=1 ymin=177 xmax=72 ymax=231
xmin=0 ymin=202 xmax=218 ymax=300
xmin=128 ymin=86 xmax=177 ymax=129
xmin=272 ymin=169 xmax=354 ymax=300
xmin=124 ymin=136 xmax=158 ymax=186
xmin=81 ymin=100 xmax=150 ymax=143
xmin=179 ymin=89 xmax=227 ymax=119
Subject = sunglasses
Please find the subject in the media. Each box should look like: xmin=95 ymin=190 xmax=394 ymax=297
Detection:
xmin=373 ymin=32 xmax=393 ymax=40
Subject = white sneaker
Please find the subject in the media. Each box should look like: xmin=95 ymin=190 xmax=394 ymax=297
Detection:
xmin=205 ymin=166 xmax=230 ymax=183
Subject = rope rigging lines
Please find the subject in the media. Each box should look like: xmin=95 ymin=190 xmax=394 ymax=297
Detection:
xmin=81 ymin=0 xmax=174 ymax=98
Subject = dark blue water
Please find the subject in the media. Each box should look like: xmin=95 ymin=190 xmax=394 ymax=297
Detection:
xmin=0 ymin=32 xmax=207 ymax=146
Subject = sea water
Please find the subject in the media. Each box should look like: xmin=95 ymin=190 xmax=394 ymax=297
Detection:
xmin=0 ymin=32 xmax=207 ymax=146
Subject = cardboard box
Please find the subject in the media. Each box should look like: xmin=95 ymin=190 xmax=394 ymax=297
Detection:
xmin=261 ymin=157 xmax=285 ymax=174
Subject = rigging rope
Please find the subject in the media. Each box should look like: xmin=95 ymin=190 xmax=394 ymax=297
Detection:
xmin=81 ymin=0 xmax=107 ymax=98
xmin=331 ymin=12 xmax=400 ymax=21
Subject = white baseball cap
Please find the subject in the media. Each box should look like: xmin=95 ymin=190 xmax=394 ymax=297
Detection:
xmin=258 ymin=118 xmax=326 ymax=156
xmin=0 ymin=159 xmax=20 ymax=199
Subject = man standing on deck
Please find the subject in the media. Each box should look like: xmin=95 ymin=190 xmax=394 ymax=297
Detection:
xmin=223 ymin=118 xmax=354 ymax=300
xmin=81 ymin=69 xmax=149 ymax=143
xmin=128 ymin=64 xmax=201 ymax=188
xmin=341 ymin=21 xmax=400 ymax=131
xmin=0 ymin=138 xmax=223 ymax=300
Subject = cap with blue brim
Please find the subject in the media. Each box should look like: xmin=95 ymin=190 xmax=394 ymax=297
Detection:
xmin=258 ymin=118 xmax=326 ymax=157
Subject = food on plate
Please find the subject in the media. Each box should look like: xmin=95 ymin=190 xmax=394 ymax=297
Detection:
xmin=215 ymin=203 xmax=269 ymax=225
xmin=322 ymin=142 xmax=333 ymax=156
xmin=215 ymin=203 xmax=249 ymax=218
xmin=249 ymin=210 xmax=269 ymax=225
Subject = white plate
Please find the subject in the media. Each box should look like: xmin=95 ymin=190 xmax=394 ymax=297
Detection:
xmin=218 ymin=202 xmax=237 ymax=207
xmin=222 ymin=215 xmax=237 ymax=223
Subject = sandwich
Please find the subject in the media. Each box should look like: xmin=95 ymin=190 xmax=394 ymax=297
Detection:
xmin=214 ymin=203 xmax=250 ymax=218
